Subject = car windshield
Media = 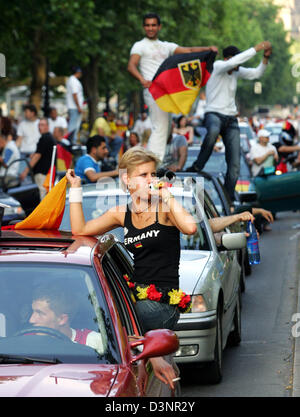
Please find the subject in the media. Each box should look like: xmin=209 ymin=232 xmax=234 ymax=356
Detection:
xmin=61 ymin=193 xmax=210 ymax=251
xmin=0 ymin=263 xmax=120 ymax=364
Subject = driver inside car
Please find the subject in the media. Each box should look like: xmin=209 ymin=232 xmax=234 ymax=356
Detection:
xmin=29 ymin=284 xmax=104 ymax=354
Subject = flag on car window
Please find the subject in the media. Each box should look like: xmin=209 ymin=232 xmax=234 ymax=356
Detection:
xmin=149 ymin=50 xmax=216 ymax=115
xmin=13 ymin=176 xmax=67 ymax=230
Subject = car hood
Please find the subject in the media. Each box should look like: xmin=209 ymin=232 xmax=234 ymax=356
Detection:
xmin=179 ymin=250 xmax=211 ymax=294
xmin=0 ymin=363 xmax=119 ymax=397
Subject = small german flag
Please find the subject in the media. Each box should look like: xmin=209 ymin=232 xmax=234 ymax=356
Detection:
xmin=135 ymin=242 xmax=143 ymax=249
xmin=149 ymin=50 xmax=216 ymax=115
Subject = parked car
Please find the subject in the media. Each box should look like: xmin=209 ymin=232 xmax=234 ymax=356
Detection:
xmin=61 ymin=180 xmax=246 ymax=384
xmin=0 ymin=228 xmax=179 ymax=397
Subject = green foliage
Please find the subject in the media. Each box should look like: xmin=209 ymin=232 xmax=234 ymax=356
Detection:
xmin=0 ymin=0 xmax=296 ymax=112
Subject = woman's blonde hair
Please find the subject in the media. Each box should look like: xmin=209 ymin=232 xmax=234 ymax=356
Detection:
xmin=118 ymin=146 xmax=160 ymax=190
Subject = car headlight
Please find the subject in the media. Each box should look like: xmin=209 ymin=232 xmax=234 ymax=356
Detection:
xmin=191 ymin=295 xmax=207 ymax=313
xmin=4 ymin=206 xmax=24 ymax=216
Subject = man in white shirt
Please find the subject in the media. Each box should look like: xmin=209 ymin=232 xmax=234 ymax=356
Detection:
xmin=16 ymin=104 xmax=40 ymax=157
xmin=66 ymin=66 xmax=84 ymax=144
xmin=249 ymin=129 xmax=278 ymax=176
xmin=187 ymin=41 xmax=272 ymax=200
xmin=127 ymin=12 xmax=217 ymax=161
xmin=48 ymin=107 xmax=68 ymax=134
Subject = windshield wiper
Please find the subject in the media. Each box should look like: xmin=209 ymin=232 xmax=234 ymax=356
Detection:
xmin=0 ymin=354 xmax=62 ymax=364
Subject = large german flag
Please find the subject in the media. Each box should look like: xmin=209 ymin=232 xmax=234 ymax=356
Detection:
xmin=149 ymin=50 xmax=216 ymax=115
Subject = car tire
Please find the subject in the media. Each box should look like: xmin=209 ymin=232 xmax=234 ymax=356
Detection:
xmin=202 ymin=304 xmax=223 ymax=384
xmin=227 ymin=286 xmax=242 ymax=347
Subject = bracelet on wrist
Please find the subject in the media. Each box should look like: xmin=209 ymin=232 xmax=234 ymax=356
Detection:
xmin=69 ymin=187 xmax=83 ymax=203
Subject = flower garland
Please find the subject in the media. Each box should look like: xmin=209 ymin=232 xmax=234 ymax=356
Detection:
xmin=123 ymin=274 xmax=191 ymax=313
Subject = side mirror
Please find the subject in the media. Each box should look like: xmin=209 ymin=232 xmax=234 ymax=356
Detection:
xmin=221 ymin=232 xmax=246 ymax=250
xmin=130 ymin=329 xmax=179 ymax=364
xmin=238 ymin=191 xmax=257 ymax=203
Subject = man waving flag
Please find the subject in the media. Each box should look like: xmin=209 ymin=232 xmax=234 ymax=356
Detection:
xmin=149 ymin=50 xmax=217 ymax=115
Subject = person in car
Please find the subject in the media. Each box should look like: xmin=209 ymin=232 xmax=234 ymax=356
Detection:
xmin=29 ymin=284 xmax=104 ymax=353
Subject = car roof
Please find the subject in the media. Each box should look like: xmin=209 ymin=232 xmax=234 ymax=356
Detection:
xmin=0 ymin=229 xmax=118 ymax=265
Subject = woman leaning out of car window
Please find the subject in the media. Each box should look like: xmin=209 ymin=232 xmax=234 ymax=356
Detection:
xmin=66 ymin=146 xmax=197 ymax=390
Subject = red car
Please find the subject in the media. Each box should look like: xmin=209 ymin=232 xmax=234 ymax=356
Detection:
xmin=0 ymin=229 xmax=179 ymax=397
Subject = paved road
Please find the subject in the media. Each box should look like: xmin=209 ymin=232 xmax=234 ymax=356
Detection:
xmin=180 ymin=211 xmax=300 ymax=397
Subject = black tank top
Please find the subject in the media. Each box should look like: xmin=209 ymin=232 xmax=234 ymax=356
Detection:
xmin=123 ymin=204 xmax=180 ymax=288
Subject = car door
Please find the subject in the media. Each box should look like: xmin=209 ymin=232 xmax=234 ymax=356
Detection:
xmin=99 ymin=242 xmax=175 ymax=397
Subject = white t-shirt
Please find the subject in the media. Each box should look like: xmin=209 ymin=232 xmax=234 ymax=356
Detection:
xmin=205 ymin=47 xmax=267 ymax=116
xmin=130 ymin=37 xmax=178 ymax=81
xmin=48 ymin=116 xmax=68 ymax=133
xmin=249 ymin=142 xmax=278 ymax=176
xmin=17 ymin=119 xmax=40 ymax=154
xmin=0 ymin=140 xmax=20 ymax=177
xmin=66 ymin=75 xmax=84 ymax=110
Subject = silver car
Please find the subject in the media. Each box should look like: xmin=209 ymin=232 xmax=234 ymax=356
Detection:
xmin=60 ymin=178 xmax=246 ymax=384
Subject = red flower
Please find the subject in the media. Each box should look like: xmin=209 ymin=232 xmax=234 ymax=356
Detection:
xmin=178 ymin=294 xmax=191 ymax=309
xmin=147 ymin=284 xmax=162 ymax=302
xmin=128 ymin=282 xmax=135 ymax=289
xmin=123 ymin=274 xmax=130 ymax=281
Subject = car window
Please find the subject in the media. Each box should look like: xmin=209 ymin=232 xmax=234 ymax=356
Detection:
xmin=0 ymin=263 xmax=120 ymax=364
xmin=177 ymin=195 xmax=210 ymax=251
xmin=203 ymin=178 xmax=226 ymax=216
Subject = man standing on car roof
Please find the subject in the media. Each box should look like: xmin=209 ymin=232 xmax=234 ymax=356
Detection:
xmin=186 ymin=41 xmax=272 ymax=200
xmin=127 ymin=12 xmax=218 ymax=162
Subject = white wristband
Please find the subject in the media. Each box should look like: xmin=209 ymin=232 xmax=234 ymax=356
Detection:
xmin=69 ymin=187 xmax=83 ymax=203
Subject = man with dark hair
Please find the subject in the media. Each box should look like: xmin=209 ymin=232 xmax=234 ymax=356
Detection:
xmin=74 ymin=135 xmax=118 ymax=183
xmin=16 ymin=104 xmax=40 ymax=157
xmin=127 ymin=13 xmax=217 ymax=161
xmin=66 ymin=66 xmax=84 ymax=143
xmin=29 ymin=284 xmax=103 ymax=352
xmin=187 ymin=41 xmax=272 ymax=200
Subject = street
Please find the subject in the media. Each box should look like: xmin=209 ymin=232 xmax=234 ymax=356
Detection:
xmin=180 ymin=211 xmax=300 ymax=397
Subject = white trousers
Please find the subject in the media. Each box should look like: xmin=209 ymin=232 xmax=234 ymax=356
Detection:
xmin=143 ymin=88 xmax=171 ymax=162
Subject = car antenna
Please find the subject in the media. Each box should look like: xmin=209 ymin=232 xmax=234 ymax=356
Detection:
xmin=0 ymin=203 xmax=10 ymax=236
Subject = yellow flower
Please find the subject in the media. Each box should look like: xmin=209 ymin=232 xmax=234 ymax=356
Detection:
xmin=168 ymin=289 xmax=184 ymax=305
xmin=136 ymin=286 xmax=149 ymax=300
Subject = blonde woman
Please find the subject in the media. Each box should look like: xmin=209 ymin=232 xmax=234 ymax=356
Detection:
xmin=66 ymin=146 xmax=197 ymax=333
